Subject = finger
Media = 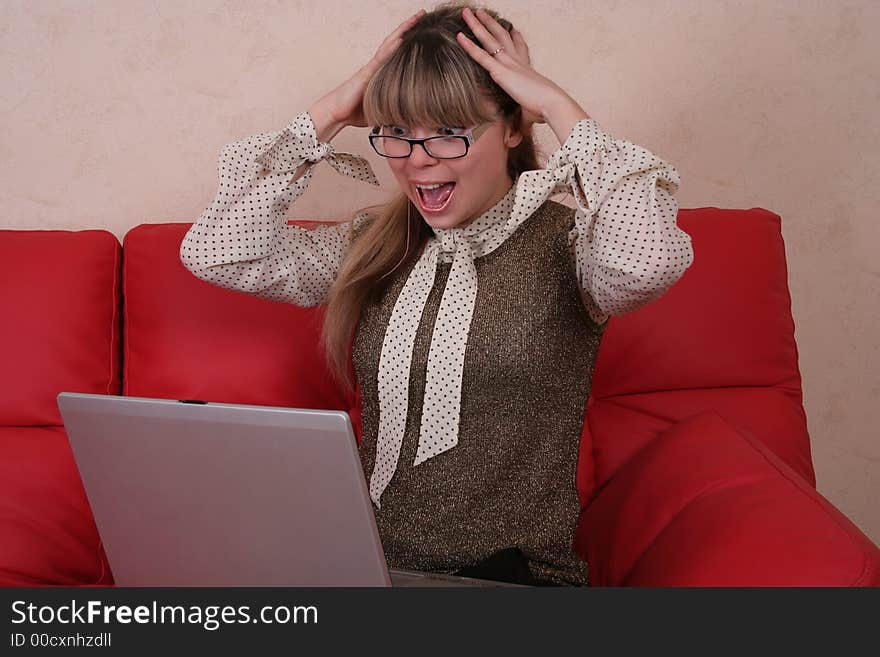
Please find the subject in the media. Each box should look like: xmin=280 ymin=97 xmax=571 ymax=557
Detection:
xmin=456 ymin=32 xmax=500 ymax=73
xmin=461 ymin=6 xmax=505 ymax=54
xmin=385 ymin=9 xmax=424 ymax=45
xmin=473 ymin=8 xmax=515 ymax=49
xmin=400 ymin=8 xmax=426 ymax=30
xmin=511 ymin=28 xmax=531 ymax=65
xmin=373 ymin=10 xmax=425 ymax=66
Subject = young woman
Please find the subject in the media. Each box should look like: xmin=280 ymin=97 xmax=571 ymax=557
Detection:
xmin=180 ymin=2 xmax=694 ymax=586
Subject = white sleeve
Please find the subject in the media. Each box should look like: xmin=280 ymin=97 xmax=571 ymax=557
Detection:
xmin=180 ymin=111 xmax=375 ymax=307
xmin=560 ymin=119 xmax=694 ymax=325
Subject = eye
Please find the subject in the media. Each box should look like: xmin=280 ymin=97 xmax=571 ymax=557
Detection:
xmin=437 ymin=126 xmax=466 ymax=136
xmin=389 ymin=125 xmax=408 ymax=136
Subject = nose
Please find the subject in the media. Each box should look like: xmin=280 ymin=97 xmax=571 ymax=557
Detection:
xmin=408 ymin=141 xmax=439 ymax=166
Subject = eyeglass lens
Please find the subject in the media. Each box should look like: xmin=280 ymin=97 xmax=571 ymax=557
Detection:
xmin=373 ymin=129 xmax=469 ymax=158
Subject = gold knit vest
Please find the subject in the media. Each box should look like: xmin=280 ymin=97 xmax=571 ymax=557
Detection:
xmin=352 ymin=200 xmax=606 ymax=585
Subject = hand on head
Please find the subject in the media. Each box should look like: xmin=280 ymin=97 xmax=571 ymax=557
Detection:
xmin=457 ymin=6 xmax=568 ymax=134
xmin=311 ymin=5 xmax=572 ymax=141
xmin=311 ymin=9 xmax=426 ymax=129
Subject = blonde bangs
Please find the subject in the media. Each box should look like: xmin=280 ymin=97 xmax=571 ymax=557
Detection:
xmin=363 ymin=34 xmax=495 ymax=129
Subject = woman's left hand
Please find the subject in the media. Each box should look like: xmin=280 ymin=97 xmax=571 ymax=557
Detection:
xmin=456 ymin=7 xmax=579 ymax=135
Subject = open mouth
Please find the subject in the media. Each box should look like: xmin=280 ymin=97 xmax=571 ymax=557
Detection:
xmin=415 ymin=182 xmax=456 ymax=213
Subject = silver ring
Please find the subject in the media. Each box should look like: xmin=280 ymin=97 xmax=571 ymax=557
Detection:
xmin=490 ymin=47 xmax=504 ymax=56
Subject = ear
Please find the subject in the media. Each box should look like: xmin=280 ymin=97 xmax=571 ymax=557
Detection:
xmin=503 ymin=117 xmax=524 ymax=149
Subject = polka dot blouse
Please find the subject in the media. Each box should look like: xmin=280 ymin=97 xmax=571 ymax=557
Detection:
xmin=180 ymin=110 xmax=694 ymax=505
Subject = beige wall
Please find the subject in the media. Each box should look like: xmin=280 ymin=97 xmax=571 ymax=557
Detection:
xmin=2 ymin=1 xmax=877 ymax=544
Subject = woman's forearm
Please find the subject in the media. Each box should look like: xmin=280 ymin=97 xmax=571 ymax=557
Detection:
xmin=307 ymin=101 xmax=347 ymax=143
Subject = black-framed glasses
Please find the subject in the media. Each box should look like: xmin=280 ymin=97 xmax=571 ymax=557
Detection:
xmin=368 ymin=123 xmax=492 ymax=159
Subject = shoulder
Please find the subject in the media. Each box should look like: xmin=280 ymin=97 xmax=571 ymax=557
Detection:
xmin=537 ymin=199 xmax=577 ymax=236
xmin=502 ymin=199 xmax=577 ymax=260
xmin=529 ymin=200 xmax=582 ymax=265
xmin=544 ymin=198 xmax=576 ymax=220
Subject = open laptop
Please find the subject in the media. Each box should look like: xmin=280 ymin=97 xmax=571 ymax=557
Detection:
xmin=56 ymin=392 xmax=524 ymax=587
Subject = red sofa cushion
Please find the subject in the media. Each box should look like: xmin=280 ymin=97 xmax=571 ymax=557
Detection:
xmin=0 ymin=426 xmax=112 ymax=586
xmin=122 ymin=223 xmax=352 ymax=414
xmin=0 ymin=230 xmax=122 ymax=426
xmin=579 ymin=411 xmax=879 ymax=586
xmin=588 ymin=208 xmax=814 ymax=490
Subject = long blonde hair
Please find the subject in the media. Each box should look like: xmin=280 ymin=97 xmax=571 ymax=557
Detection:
xmin=320 ymin=2 xmax=542 ymax=394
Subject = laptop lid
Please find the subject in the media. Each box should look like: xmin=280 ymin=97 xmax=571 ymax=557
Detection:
xmin=57 ymin=392 xmax=391 ymax=587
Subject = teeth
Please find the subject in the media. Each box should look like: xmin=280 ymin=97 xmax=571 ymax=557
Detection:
xmin=416 ymin=182 xmax=451 ymax=190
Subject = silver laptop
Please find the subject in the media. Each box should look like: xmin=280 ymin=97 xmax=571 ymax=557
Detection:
xmin=56 ymin=392 xmax=523 ymax=587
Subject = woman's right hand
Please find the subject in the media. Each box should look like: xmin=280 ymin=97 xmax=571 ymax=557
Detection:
xmin=309 ymin=9 xmax=425 ymax=131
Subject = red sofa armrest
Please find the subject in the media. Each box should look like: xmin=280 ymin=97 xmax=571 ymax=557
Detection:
xmin=575 ymin=411 xmax=880 ymax=586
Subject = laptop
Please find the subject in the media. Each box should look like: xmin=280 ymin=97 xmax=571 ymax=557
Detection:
xmin=56 ymin=392 xmax=524 ymax=587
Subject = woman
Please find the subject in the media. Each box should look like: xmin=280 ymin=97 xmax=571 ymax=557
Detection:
xmin=180 ymin=2 xmax=694 ymax=586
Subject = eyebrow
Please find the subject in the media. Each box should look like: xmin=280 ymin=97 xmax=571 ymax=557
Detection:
xmin=387 ymin=124 xmax=467 ymax=131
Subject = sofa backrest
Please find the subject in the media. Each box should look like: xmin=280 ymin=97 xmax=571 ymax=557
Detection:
xmin=121 ymin=223 xmax=353 ymax=414
xmin=0 ymin=229 xmax=122 ymax=426
xmin=0 ymin=229 xmax=120 ymax=585
xmin=1 ymin=210 xmax=811 ymax=489
xmin=121 ymin=209 xmax=813 ymax=502
xmin=587 ymin=207 xmax=814 ymax=490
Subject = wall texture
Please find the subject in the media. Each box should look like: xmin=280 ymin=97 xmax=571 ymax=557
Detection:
xmin=2 ymin=0 xmax=877 ymax=544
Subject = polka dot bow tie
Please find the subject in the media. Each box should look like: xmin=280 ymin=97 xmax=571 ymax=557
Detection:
xmin=368 ymin=145 xmax=589 ymax=508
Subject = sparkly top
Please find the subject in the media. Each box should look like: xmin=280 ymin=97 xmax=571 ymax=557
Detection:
xmin=351 ymin=197 xmax=606 ymax=585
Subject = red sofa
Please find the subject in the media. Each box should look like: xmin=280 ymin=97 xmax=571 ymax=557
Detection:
xmin=1 ymin=207 xmax=878 ymax=586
